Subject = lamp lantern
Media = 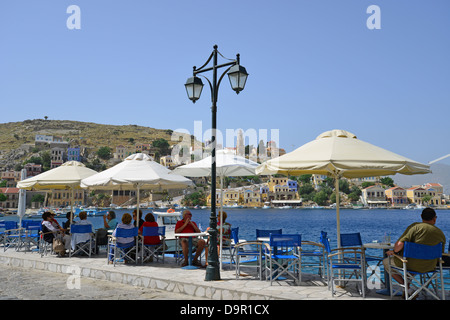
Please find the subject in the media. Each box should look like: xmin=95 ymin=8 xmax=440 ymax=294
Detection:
xmin=227 ymin=64 xmax=248 ymax=94
xmin=185 ymin=76 xmax=204 ymax=103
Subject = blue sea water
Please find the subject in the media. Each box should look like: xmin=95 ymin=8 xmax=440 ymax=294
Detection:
xmin=16 ymin=207 xmax=449 ymax=250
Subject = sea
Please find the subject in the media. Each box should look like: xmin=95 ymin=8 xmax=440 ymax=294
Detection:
xmin=9 ymin=207 xmax=450 ymax=251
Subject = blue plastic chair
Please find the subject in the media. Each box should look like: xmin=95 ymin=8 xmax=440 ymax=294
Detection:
xmin=340 ymin=232 xmax=384 ymax=285
xmin=20 ymin=220 xmax=42 ymax=252
xmin=107 ymin=227 xmax=138 ymax=266
xmin=2 ymin=221 xmax=20 ymax=251
xmin=141 ymin=226 xmax=166 ymax=263
xmin=234 ymin=227 xmax=264 ymax=280
xmin=300 ymin=232 xmax=329 ymax=282
xmin=70 ymin=224 xmax=95 ymax=257
xmin=264 ymin=234 xmax=302 ymax=285
xmin=388 ymin=242 xmax=445 ymax=300
xmin=328 ymin=237 xmax=366 ymax=297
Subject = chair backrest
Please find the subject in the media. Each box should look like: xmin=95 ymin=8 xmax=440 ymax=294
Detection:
xmin=231 ymin=227 xmax=239 ymax=244
xmin=320 ymin=231 xmax=331 ymax=253
xmin=71 ymin=224 xmax=93 ymax=234
xmin=24 ymin=220 xmax=42 ymax=230
xmin=115 ymin=227 xmax=138 ymax=238
xmin=340 ymin=232 xmax=362 ymax=247
xmin=142 ymin=226 xmax=166 ymax=237
xmin=270 ymin=234 xmax=301 ymax=248
xmin=4 ymin=221 xmax=17 ymax=230
xmin=403 ymin=242 xmax=443 ymax=260
xmin=256 ymin=229 xmax=282 ymax=238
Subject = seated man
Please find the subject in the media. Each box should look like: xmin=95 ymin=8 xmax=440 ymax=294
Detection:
xmin=384 ymin=207 xmax=446 ymax=293
xmin=175 ymin=210 xmax=207 ymax=268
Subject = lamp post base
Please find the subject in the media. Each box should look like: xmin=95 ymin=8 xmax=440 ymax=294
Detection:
xmin=205 ymin=264 xmax=221 ymax=281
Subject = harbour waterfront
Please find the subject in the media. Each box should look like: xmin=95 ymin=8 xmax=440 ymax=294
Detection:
xmin=11 ymin=207 xmax=450 ymax=252
xmin=0 ymin=207 xmax=449 ymax=302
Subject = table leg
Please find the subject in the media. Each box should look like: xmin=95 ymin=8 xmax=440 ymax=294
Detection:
xmin=182 ymin=237 xmax=198 ymax=270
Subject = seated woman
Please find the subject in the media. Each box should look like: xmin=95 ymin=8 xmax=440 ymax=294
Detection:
xmin=41 ymin=211 xmax=71 ymax=255
xmin=139 ymin=212 xmax=161 ymax=246
xmin=70 ymin=211 xmax=94 ymax=251
xmin=109 ymin=213 xmax=135 ymax=263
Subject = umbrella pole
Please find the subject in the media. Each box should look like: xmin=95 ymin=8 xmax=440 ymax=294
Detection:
xmin=70 ymin=187 xmax=74 ymax=225
xmin=136 ymin=185 xmax=140 ymax=265
xmin=335 ymin=175 xmax=341 ymax=248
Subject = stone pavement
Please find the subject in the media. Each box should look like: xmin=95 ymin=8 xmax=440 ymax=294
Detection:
xmin=0 ymin=249 xmax=399 ymax=301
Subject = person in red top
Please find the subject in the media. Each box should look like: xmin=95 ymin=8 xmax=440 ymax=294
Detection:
xmin=139 ymin=213 xmax=161 ymax=245
xmin=175 ymin=210 xmax=207 ymax=267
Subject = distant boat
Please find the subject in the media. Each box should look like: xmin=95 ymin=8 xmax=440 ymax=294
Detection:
xmin=277 ymin=205 xmax=292 ymax=209
xmin=75 ymin=207 xmax=107 ymax=216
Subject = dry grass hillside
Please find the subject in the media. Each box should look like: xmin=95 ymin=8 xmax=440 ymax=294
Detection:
xmin=0 ymin=119 xmax=184 ymax=169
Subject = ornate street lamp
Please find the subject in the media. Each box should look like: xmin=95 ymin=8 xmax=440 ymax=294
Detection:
xmin=184 ymin=76 xmax=204 ymax=103
xmin=185 ymin=45 xmax=248 ymax=281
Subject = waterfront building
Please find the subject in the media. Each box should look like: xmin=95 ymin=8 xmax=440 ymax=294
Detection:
xmin=406 ymin=186 xmax=427 ymax=205
xmin=111 ymin=190 xmax=136 ymax=206
xmin=385 ymin=186 xmax=408 ymax=207
xmin=361 ymin=185 xmax=388 ymax=208
xmin=243 ymin=189 xmax=262 ymax=207
xmin=0 ymin=171 xmax=21 ymax=187
xmin=0 ymin=187 xmax=19 ymax=209
xmin=49 ymin=189 xmax=85 ymax=207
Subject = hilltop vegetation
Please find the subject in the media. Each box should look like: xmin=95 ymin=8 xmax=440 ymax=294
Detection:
xmin=0 ymin=119 xmax=178 ymax=170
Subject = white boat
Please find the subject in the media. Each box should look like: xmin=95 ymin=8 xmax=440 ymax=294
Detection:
xmin=404 ymin=203 xmax=425 ymax=210
xmin=153 ymin=210 xmax=183 ymax=252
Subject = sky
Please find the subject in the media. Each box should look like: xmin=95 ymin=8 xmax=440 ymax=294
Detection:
xmin=0 ymin=0 xmax=449 ymax=166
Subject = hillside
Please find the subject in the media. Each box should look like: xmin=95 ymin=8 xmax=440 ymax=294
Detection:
xmin=0 ymin=119 xmax=179 ymax=169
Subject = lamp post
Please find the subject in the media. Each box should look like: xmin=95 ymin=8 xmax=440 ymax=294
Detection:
xmin=185 ymin=45 xmax=248 ymax=281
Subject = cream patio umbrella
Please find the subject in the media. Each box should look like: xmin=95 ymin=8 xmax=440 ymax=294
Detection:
xmin=256 ymin=129 xmax=431 ymax=247
xmin=172 ymin=150 xmax=260 ymax=269
xmin=16 ymin=161 xmax=98 ymax=222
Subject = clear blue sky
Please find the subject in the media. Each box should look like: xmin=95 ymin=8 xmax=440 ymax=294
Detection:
xmin=1 ymin=0 xmax=449 ymax=165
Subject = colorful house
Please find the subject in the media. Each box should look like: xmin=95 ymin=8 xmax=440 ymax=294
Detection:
xmin=385 ymin=187 xmax=407 ymax=207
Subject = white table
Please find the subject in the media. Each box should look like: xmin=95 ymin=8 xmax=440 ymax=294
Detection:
xmin=363 ymin=242 xmax=398 ymax=295
xmin=174 ymin=232 xmax=208 ymax=270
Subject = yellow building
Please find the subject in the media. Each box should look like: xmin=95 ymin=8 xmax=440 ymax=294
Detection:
xmin=243 ymin=189 xmax=262 ymax=207
xmin=406 ymin=186 xmax=427 ymax=205
xmin=207 ymin=188 xmax=242 ymax=206
xmin=49 ymin=190 xmax=85 ymax=207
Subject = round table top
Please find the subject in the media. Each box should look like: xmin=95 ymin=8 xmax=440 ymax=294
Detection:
xmin=174 ymin=232 xmax=209 ymax=237
xmin=363 ymin=242 xmax=394 ymax=250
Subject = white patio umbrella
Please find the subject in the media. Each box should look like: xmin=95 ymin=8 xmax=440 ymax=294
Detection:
xmin=80 ymin=153 xmax=194 ymax=260
xmin=172 ymin=150 xmax=259 ymax=269
xmin=17 ymin=161 xmax=98 ymax=222
xmin=256 ymin=129 xmax=431 ymax=247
